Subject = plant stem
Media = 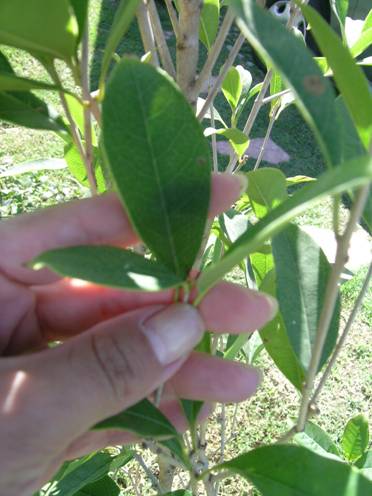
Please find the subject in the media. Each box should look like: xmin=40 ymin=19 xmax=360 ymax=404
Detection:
xmin=148 ymin=0 xmax=176 ymax=78
xmin=261 ymin=88 xmax=291 ymax=105
xmin=311 ymin=260 xmax=372 ymax=405
xmin=250 ymin=103 xmax=280 ymax=172
xmin=197 ymin=34 xmax=245 ymax=121
xmin=81 ymin=20 xmax=98 ymax=195
xmin=164 ymin=0 xmax=180 ymax=38
xmin=48 ymin=64 xmax=97 ymax=195
xmin=137 ymin=0 xmax=160 ymax=67
xmin=176 ymin=0 xmax=201 ymax=104
xmin=296 ymin=185 xmax=370 ymax=432
xmin=210 ymin=100 xmax=218 ymax=172
xmin=193 ymin=9 xmax=234 ymax=99
xmin=226 ymin=69 xmax=272 ymax=173
xmin=133 ymin=452 xmax=162 ymax=492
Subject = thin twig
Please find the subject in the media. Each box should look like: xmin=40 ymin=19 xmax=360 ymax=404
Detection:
xmin=148 ymin=0 xmax=176 ymax=78
xmin=219 ymin=403 xmax=226 ymax=463
xmin=193 ymin=9 xmax=234 ymax=99
xmin=197 ymin=34 xmax=245 ymax=121
xmin=261 ymin=88 xmax=291 ymax=104
xmin=47 ymin=64 xmax=97 ymax=195
xmin=81 ymin=20 xmax=98 ymax=195
xmin=297 ymin=185 xmax=370 ymax=431
xmin=164 ymin=0 xmax=180 ymax=38
xmin=250 ymin=103 xmax=280 ymax=172
xmin=133 ymin=452 xmax=162 ymax=492
xmin=137 ymin=0 xmax=160 ymax=67
xmin=210 ymin=102 xmax=218 ymax=172
xmin=226 ymin=69 xmax=272 ymax=173
xmin=311 ymin=260 xmax=372 ymax=405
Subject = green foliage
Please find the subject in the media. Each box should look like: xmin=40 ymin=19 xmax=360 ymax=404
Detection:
xmin=99 ymin=0 xmax=140 ymax=89
xmin=341 ymin=414 xmax=370 ymax=463
xmin=221 ymin=66 xmax=243 ymax=111
xmin=0 ymin=0 xmax=78 ymax=64
xmin=272 ymin=224 xmax=340 ymax=372
xmin=301 ymin=3 xmax=372 ymax=149
xmin=294 ymin=421 xmax=341 ymax=459
xmin=102 ymin=58 xmax=211 ymax=279
xmin=93 ymin=399 xmax=179 ymax=439
xmin=246 ymin=168 xmax=288 ymax=219
xmin=197 ymin=155 xmax=372 ymax=299
xmin=44 ymin=451 xmax=132 ymax=496
xmin=31 ymin=245 xmax=184 ymax=291
xmin=218 ymin=445 xmax=372 ymax=495
xmin=231 ymin=0 xmax=342 ymax=168
xmin=205 ymin=127 xmax=249 ymax=158
xmin=199 ymin=0 xmax=220 ymax=50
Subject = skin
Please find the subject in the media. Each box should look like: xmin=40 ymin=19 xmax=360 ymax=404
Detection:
xmin=0 ymin=173 xmax=277 ymax=495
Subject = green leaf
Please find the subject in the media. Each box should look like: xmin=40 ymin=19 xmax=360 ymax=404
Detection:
xmin=272 ymin=224 xmax=340 ymax=372
xmin=217 ymin=445 xmax=372 ymax=496
xmin=0 ymin=91 xmax=67 ymax=132
xmin=76 ymin=476 xmax=120 ymax=496
xmin=221 ymin=66 xmax=243 ymax=111
xmin=269 ymin=71 xmax=283 ymax=111
xmin=362 ymin=9 xmax=372 ymax=32
xmin=250 ymin=244 xmax=273 ymax=287
xmin=31 ymin=246 xmax=184 ymax=291
xmin=350 ymin=28 xmax=372 ymax=58
xmin=0 ymin=0 xmax=78 ymax=63
xmin=200 ymin=0 xmax=220 ymax=50
xmin=231 ymin=0 xmax=342 ymax=168
xmin=180 ymin=399 xmax=203 ymax=429
xmin=294 ymin=421 xmax=341 ymax=460
xmin=246 ymin=168 xmax=288 ymax=219
xmin=103 ymin=59 xmax=211 ymax=279
xmin=220 ymin=211 xmax=250 ymax=243
xmin=330 ymin=0 xmax=349 ymax=34
xmin=205 ymin=127 xmax=248 ymax=158
xmin=356 ymin=450 xmax=372 ymax=480
xmin=49 ymin=451 xmax=132 ymax=496
xmin=0 ymin=73 xmax=59 ymax=93
xmin=235 ymin=80 xmax=260 ymax=126
xmin=93 ymin=399 xmax=179 ymax=439
xmin=286 ymin=175 xmax=316 ymax=186
xmin=196 ymin=155 xmax=372 ymax=299
xmin=259 ymin=270 xmax=305 ymax=390
xmin=342 ymin=414 xmax=370 ymax=463
xmin=64 ymin=142 xmax=105 ymax=192
xmin=69 ymin=0 xmax=89 ymax=43
xmin=301 ymin=3 xmax=372 ymax=148
xmin=99 ymin=0 xmax=140 ymax=88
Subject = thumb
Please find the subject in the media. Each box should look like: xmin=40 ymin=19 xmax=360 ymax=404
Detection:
xmin=10 ymin=304 xmax=204 ymax=443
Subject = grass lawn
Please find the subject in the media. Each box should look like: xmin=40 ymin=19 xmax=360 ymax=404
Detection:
xmin=0 ymin=1 xmax=371 ymax=494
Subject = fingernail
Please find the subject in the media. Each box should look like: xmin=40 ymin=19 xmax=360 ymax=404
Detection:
xmin=141 ymin=304 xmax=204 ymax=365
xmin=235 ymin=173 xmax=248 ymax=195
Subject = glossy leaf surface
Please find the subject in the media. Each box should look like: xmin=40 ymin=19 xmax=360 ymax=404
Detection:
xmin=0 ymin=0 xmax=78 ymax=62
xmin=218 ymin=445 xmax=372 ymax=496
xmin=231 ymin=0 xmax=341 ymax=168
xmin=93 ymin=399 xmax=179 ymax=439
xmin=294 ymin=421 xmax=341 ymax=460
xmin=342 ymin=415 xmax=370 ymax=463
xmin=272 ymin=224 xmax=340 ymax=372
xmin=31 ymin=246 xmax=183 ymax=291
xmin=259 ymin=270 xmax=305 ymax=390
xmin=205 ymin=127 xmax=248 ymax=158
xmin=103 ymin=59 xmax=211 ymax=279
xmin=200 ymin=0 xmax=220 ymax=50
xmin=301 ymin=3 xmax=372 ymax=148
xmin=222 ymin=66 xmax=242 ymax=111
xmin=246 ymin=168 xmax=288 ymax=219
xmin=197 ymin=155 xmax=372 ymax=298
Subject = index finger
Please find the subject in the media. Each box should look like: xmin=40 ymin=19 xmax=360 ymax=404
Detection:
xmin=0 ymin=173 xmax=245 ymax=285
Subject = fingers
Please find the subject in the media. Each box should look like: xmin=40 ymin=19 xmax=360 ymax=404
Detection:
xmin=0 ymin=173 xmax=244 ymax=285
xmin=170 ymin=352 xmax=261 ymax=403
xmin=35 ymin=281 xmax=277 ymax=342
xmin=0 ymin=305 xmax=204 ymax=449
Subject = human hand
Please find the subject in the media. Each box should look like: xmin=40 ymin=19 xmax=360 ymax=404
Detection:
xmin=0 ymin=173 xmax=277 ymax=496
